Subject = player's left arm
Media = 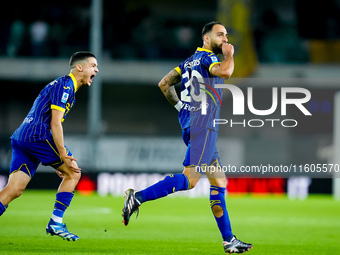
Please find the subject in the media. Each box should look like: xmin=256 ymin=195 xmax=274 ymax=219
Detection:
xmin=158 ymin=68 xmax=182 ymax=109
xmin=210 ymin=43 xmax=234 ymax=79
xmin=50 ymin=109 xmax=81 ymax=173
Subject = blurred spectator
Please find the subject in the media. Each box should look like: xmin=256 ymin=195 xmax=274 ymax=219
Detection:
xmin=287 ymin=176 xmax=311 ymax=200
xmin=254 ymin=9 xmax=281 ymax=62
xmin=6 ymin=19 xmax=25 ymax=57
xmin=132 ymin=17 xmax=160 ymax=59
xmin=47 ymin=23 xmax=64 ymax=57
xmin=0 ymin=0 xmax=319 ymax=62
xmin=30 ymin=20 xmax=49 ymax=57
xmin=174 ymin=26 xmax=195 ymax=58
xmin=254 ymin=9 xmax=308 ymax=63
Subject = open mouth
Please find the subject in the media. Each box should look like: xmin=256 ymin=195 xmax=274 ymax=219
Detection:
xmin=90 ymin=74 xmax=95 ymax=83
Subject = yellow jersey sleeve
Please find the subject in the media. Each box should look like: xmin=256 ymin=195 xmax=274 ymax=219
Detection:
xmin=208 ymin=62 xmax=221 ymax=74
xmin=175 ymin=66 xmax=181 ymax=75
xmin=51 ymin=105 xmax=66 ymax=113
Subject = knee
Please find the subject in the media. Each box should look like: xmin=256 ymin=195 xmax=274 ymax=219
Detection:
xmin=15 ymin=189 xmax=24 ymax=199
xmin=63 ymin=170 xmax=81 ymax=182
xmin=70 ymin=171 xmax=81 ymax=182
xmin=8 ymin=186 xmax=24 ymax=200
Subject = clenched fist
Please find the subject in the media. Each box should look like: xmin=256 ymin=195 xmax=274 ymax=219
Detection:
xmin=222 ymin=43 xmax=234 ymax=57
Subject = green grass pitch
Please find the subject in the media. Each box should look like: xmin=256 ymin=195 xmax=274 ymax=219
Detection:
xmin=0 ymin=190 xmax=339 ymax=254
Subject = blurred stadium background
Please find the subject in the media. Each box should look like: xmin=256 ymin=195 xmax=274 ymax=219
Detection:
xmin=0 ymin=0 xmax=340 ymax=199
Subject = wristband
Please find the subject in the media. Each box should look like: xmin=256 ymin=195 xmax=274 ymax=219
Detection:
xmin=174 ymin=101 xmax=183 ymax=112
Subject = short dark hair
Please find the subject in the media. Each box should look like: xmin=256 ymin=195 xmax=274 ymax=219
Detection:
xmin=202 ymin=21 xmax=224 ymax=38
xmin=69 ymin=51 xmax=96 ymax=68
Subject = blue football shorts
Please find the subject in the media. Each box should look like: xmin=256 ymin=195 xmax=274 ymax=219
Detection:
xmin=10 ymin=139 xmax=72 ymax=178
xmin=182 ymin=126 xmax=221 ymax=173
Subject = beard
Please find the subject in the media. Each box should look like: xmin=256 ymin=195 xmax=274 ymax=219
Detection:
xmin=211 ymin=41 xmax=223 ymax=55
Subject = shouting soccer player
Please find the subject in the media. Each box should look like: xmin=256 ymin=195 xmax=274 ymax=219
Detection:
xmin=123 ymin=22 xmax=252 ymax=254
xmin=0 ymin=51 xmax=99 ymax=241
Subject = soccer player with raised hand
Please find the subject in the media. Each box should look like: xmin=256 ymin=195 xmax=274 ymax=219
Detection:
xmin=123 ymin=22 xmax=252 ymax=254
xmin=0 ymin=51 xmax=99 ymax=241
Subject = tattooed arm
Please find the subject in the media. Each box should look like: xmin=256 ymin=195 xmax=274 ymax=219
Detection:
xmin=158 ymin=68 xmax=182 ymax=107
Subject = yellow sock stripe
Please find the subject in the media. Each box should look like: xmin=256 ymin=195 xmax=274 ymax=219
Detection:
xmin=55 ymin=200 xmax=68 ymax=208
xmin=210 ymin=200 xmax=221 ymax=207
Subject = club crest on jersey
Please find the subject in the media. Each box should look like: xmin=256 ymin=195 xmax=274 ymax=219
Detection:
xmin=61 ymin=92 xmax=69 ymax=103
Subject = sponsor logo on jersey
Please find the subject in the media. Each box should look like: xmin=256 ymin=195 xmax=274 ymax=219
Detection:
xmin=184 ymin=58 xmax=201 ymax=69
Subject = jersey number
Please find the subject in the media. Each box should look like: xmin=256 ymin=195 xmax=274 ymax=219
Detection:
xmin=180 ymin=70 xmax=206 ymax=103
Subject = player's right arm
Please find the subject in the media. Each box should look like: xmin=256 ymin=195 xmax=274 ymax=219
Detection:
xmin=210 ymin=43 xmax=234 ymax=79
xmin=158 ymin=68 xmax=182 ymax=109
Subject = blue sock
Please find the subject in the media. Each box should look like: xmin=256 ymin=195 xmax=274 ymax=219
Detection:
xmin=138 ymin=174 xmax=189 ymax=203
xmin=210 ymin=185 xmax=233 ymax=242
xmin=51 ymin=192 xmax=74 ymax=223
xmin=0 ymin=202 xmax=7 ymax=216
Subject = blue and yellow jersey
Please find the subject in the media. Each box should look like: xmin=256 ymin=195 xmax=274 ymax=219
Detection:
xmin=175 ymin=47 xmax=224 ymax=131
xmin=11 ymin=73 xmax=78 ymax=142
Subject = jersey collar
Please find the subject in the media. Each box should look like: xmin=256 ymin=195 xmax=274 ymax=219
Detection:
xmin=196 ymin=47 xmax=213 ymax=53
xmin=68 ymin=73 xmax=78 ymax=92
